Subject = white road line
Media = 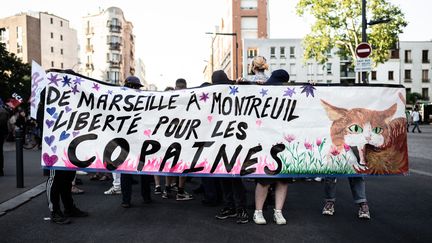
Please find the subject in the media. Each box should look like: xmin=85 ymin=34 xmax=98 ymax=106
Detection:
xmin=410 ymin=169 xmax=432 ymax=177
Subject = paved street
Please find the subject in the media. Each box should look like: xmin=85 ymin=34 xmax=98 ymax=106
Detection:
xmin=0 ymin=125 xmax=431 ymax=243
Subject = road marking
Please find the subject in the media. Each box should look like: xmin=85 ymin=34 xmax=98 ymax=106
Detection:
xmin=410 ymin=169 xmax=432 ymax=177
xmin=0 ymin=183 xmax=46 ymax=216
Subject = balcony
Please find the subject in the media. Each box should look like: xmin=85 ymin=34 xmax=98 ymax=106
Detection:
xmin=85 ymin=45 xmax=93 ymax=53
xmin=85 ymin=27 xmax=94 ymax=35
xmin=109 ymin=61 xmax=121 ymax=68
xmin=85 ymin=63 xmax=94 ymax=70
xmin=422 ymin=78 xmax=430 ymax=83
xmin=404 ymin=78 xmax=412 ymax=83
xmin=422 ymin=59 xmax=430 ymax=64
xmin=109 ymin=25 xmax=122 ymax=33
xmin=108 ymin=43 xmax=121 ymax=51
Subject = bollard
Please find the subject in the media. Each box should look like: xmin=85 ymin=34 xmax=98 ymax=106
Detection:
xmin=15 ymin=128 xmax=24 ymax=188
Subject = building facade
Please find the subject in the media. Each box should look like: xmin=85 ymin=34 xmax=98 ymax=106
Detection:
xmin=0 ymin=12 xmax=78 ymax=69
xmin=81 ymin=7 xmax=136 ymax=85
xmin=204 ymin=0 xmax=268 ymax=81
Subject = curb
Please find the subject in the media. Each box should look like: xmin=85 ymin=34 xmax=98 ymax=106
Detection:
xmin=0 ymin=183 xmax=46 ymax=217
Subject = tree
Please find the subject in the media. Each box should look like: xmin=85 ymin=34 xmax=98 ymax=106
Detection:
xmin=296 ymin=0 xmax=407 ymax=66
xmin=0 ymin=42 xmax=31 ymax=105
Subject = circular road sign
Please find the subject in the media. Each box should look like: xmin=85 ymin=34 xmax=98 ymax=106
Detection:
xmin=356 ymin=42 xmax=372 ymax=58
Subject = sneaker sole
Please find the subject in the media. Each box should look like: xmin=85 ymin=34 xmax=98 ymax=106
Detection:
xmin=236 ymin=219 xmax=249 ymax=224
xmin=322 ymin=211 xmax=334 ymax=216
xmin=176 ymin=197 xmax=194 ymax=201
xmin=215 ymin=214 xmax=237 ymax=220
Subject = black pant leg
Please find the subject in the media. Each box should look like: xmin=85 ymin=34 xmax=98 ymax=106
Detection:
xmin=0 ymin=133 xmax=4 ymax=174
xmin=141 ymin=175 xmax=152 ymax=201
xmin=232 ymin=178 xmax=247 ymax=209
xmin=121 ymin=174 xmax=133 ymax=203
xmin=59 ymin=170 xmax=76 ymax=211
xmin=220 ymin=178 xmax=235 ymax=208
xmin=47 ymin=170 xmax=61 ymax=213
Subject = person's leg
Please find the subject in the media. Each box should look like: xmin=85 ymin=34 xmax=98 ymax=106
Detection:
xmin=274 ymin=181 xmax=288 ymax=210
xmin=121 ymin=174 xmax=133 ymax=205
xmin=141 ymin=175 xmax=152 ymax=203
xmin=348 ymin=177 xmax=367 ymax=204
xmin=112 ymin=172 xmax=121 ymax=189
xmin=322 ymin=177 xmax=337 ymax=216
xmin=216 ymin=178 xmax=237 ymax=219
xmin=202 ymin=177 xmax=218 ymax=204
xmin=60 ymin=171 xmax=76 ymax=211
xmin=177 ymin=176 xmax=193 ymax=200
xmin=232 ymin=178 xmax=247 ymax=209
xmin=255 ymin=182 xmax=270 ymax=211
xmin=46 ymin=170 xmax=61 ymax=213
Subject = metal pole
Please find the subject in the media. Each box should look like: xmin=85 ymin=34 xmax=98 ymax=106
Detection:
xmin=235 ymin=34 xmax=238 ymax=79
xmin=361 ymin=0 xmax=368 ymax=84
xmin=15 ymin=128 xmax=24 ymax=188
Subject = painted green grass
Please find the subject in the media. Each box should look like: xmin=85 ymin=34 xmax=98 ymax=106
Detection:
xmin=279 ymin=138 xmax=356 ymax=175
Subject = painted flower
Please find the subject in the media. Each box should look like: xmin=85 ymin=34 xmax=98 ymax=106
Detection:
xmin=343 ymin=144 xmax=351 ymax=152
xmin=316 ymin=138 xmax=322 ymax=147
xmin=330 ymin=146 xmax=340 ymax=156
xmin=284 ymin=134 xmax=296 ymax=143
xmin=304 ymin=141 xmax=313 ymax=150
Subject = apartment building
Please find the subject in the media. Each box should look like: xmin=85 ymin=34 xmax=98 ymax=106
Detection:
xmin=81 ymin=7 xmax=136 ymax=85
xmin=204 ymin=0 xmax=268 ymax=81
xmin=0 ymin=12 xmax=78 ymax=69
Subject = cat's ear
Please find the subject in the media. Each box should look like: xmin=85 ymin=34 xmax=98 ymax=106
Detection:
xmin=320 ymin=99 xmax=347 ymax=121
xmin=383 ymin=103 xmax=397 ymax=123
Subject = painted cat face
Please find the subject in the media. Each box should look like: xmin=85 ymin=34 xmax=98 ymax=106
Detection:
xmin=321 ymin=99 xmax=397 ymax=166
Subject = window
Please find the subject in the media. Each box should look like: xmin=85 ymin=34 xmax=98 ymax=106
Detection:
xmin=390 ymin=49 xmax=399 ymax=59
xmin=405 ymin=50 xmax=412 ymax=63
xmin=240 ymin=0 xmax=257 ymax=9
xmin=50 ymin=18 xmax=53 ymax=24
xmin=326 ymin=63 xmax=332 ymax=74
xmin=16 ymin=43 xmax=22 ymax=54
xmin=371 ymin=71 xmax=377 ymax=80
xmin=270 ymin=47 xmax=276 ymax=58
xmin=406 ymin=88 xmax=411 ymax=94
xmin=289 ymin=46 xmax=295 ymax=58
xmin=422 ymin=70 xmax=429 ymax=82
xmin=327 ymin=80 xmax=332 ymax=83
xmin=280 ymin=47 xmax=285 ymax=58
xmin=388 ymin=71 xmax=394 ymax=80
xmin=50 ymin=32 xmax=53 ymax=39
xmin=422 ymin=50 xmax=429 ymax=63
xmin=51 ymin=61 xmax=54 ymax=67
xmin=289 ymin=63 xmax=296 ymax=75
xmin=422 ymin=88 xmax=429 ymax=99
xmin=60 ymin=49 xmax=63 ymax=55
xmin=60 ymin=35 xmax=63 ymax=41
xmin=241 ymin=17 xmax=258 ymax=39
xmin=51 ymin=46 xmax=54 ymax=53
xmin=60 ymin=20 xmax=63 ymax=27
xmin=247 ymin=48 xmax=257 ymax=58
xmin=61 ymin=63 xmax=64 ymax=69
xmin=326 ymin=49 xmax=332 ymax=57
xmin=405 ymin=70 xmax=411 ymax=82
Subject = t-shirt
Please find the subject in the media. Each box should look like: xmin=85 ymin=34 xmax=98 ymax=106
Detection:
xmin=411 ymin=111 xmax=420 ymax=122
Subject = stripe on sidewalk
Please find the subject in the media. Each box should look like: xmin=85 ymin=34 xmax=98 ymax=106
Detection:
xmin=410 ymin=169 xmax=432 ymax=177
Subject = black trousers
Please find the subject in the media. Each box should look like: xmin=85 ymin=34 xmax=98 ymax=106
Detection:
xmin=46 ymin=170 xmax=76 ymax=213
xmin=220 ymin=178 xmax=247 ymax=209
xmin=121 ymin=174 xmax=152 ymax=204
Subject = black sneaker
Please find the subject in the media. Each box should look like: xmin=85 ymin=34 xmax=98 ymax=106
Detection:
xmin=154 ymin=186 xmax=162 ymax=195
xmin=236 ymin=208 xmax=249 ymax=224
xmin=51 ymin=211 xmax=71 ymax=225
xmin=215 ymin=207 xmax=237 ymax=220
xmin=64 ymin=207 xmax=88 ymax=217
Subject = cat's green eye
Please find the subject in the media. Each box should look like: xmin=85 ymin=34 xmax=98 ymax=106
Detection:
xmin=348 ymin=124 xmax=363 ymax=133
xmin=372 ymin=127 xmax=383 ymax=134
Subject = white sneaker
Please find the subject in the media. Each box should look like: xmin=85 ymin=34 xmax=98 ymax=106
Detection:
xmin=76 ymin=170 xmax=88 ymax=175
xmin=253 ymin=210 xmax=267 ymax=225
xmin=104 ymin=186 xmax=121 ymax=195
xmin=273 ymin=209 xmax=286 ymax=225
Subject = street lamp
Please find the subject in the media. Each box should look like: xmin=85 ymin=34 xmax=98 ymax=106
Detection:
xmin=361 ymin=0 xmax=392 ymax=83
xmin=205 ymin=32 xmax=238 ymax=79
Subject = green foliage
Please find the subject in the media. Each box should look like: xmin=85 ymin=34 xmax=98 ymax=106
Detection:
xmin=296 ymin=0 xmax=408 ymax=65
xmin=0 ymin=42 xmax=31 ymax=103
xmin=407 ymin=92 xmax=423 ymax=104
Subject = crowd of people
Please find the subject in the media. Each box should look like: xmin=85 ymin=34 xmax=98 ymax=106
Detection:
xmin=34 ymin=56 xmax=374 ymax=226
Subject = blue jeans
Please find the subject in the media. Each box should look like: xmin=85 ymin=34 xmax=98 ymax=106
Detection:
xmin=324 ymin=177 xmax=367 ymax=204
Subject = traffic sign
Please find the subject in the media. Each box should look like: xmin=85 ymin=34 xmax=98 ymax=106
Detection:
xmin=356 ymin=42 xmax=372 ymax=58
xmin=355 ymin=58 xmax=372 ymax=72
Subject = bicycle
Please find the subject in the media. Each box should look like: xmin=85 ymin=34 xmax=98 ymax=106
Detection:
xmin=23 ymin=119 xmax=41 ymax=150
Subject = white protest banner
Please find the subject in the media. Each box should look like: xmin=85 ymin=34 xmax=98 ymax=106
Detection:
xmin=30 ymin=61 xmax=48 ymax=119
xmin=41 ymin=70 xmax=408 ymax=177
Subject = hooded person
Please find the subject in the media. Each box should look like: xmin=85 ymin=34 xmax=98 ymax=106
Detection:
xmin=211 ymin=70 xmax=234 ymax=85
xmin=266 ymin=69 xmax=290 ymax=85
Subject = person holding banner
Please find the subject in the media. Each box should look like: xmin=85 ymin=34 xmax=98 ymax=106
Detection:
xmin=211 ymin=71 xmax=249 ymax=224
xmin=120 ymin=76 xmax=153 ymax=208
xmin=253 ymin=69 xmax=291 ymax=225
xmin=249 ymin=56 xmax=269 ymax=84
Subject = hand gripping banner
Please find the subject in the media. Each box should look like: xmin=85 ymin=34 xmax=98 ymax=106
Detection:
xmin=39 ymin=70 xmax=408 ymax=177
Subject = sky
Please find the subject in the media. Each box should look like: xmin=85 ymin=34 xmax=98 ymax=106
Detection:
xmin=0 ymin=0 xmax=431 ymax=90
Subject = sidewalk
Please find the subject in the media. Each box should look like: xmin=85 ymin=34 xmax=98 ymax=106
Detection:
xmin=0 ymin=142 xmax=46 ymax=213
